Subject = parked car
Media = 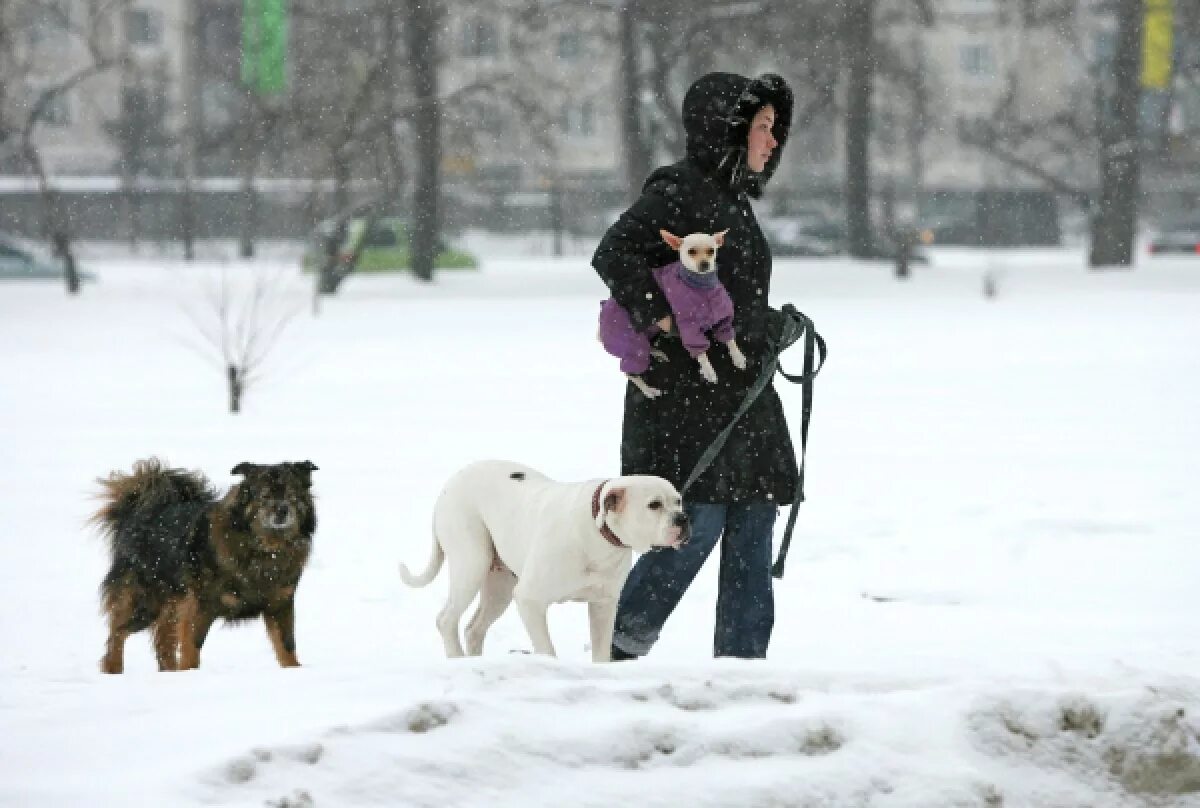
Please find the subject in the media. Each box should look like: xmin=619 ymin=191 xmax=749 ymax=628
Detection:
xmin=916 ymin=190 xmax=1062 ymax=247
xmin=762 ymin=215 xmax=929 ymax=263
xmin=1148 ymin=216 xmax=1200 ymax=255
xmin=0 ymin=233 xmax=96 ymax=282
xmin=761 ymin=217 xmax=840 ymax=257
xmin=300 ymin=217 xmax=478 ymax=274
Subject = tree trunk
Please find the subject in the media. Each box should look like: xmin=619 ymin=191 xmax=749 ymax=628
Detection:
xmin=380 ymin=2 xmax=406 ymax=203
xmin=550 ymin=177 xmax=563 ymax=257
xmin=179 ymin=0 xmax=199 ymax=262
xmin=26 ymin=142 xmax=81 ymax=295
xmin=121 ymin=172 xmax=140 ymax=250
xmin=1088 ymin=0 xmax=1143 ymax=269
xmin=845 ymin=0 xmax=875 ymax=259
xmin=227 ymin=364 xmax=243 ymax=414
xmin=618 ymin=2 xmax=651 ymax=201
xmin=52 ymin=229 xmax=81 ymax=296
xmin=406 ymin=0 xmax=439 ymax=283
xmin=180 ymin=178 xmax=196 ymax=261
xmin=238 ymin=107 xmax=258 ymax=259
xmin=239 ymin=163 xmax=258 ymax=259
xmin=333 ymin=152 xmax=350 ymax=219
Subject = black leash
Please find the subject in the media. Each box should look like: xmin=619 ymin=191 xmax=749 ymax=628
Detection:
xmin=678 ymin=304 xmax=827 ymax=579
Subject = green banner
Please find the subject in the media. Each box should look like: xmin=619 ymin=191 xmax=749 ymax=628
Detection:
xmin=242 ymin=0 xmax=287 ymax=95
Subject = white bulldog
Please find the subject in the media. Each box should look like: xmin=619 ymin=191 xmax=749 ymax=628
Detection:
xmin=399 ymin=460 xmax=688 ymax=662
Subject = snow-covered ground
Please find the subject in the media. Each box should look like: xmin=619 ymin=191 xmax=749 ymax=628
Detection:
xmin=2 ymin=238 xmax=1199 ymax=806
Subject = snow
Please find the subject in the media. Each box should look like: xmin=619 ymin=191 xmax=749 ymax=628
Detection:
xmin=1 ymin=238 xmax=1199 ymax=806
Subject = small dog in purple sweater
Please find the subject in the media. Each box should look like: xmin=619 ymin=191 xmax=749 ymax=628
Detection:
xmin=599 ymin=229 xmax=746 ymax=399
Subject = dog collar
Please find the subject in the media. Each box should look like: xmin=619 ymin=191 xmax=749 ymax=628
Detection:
xmin=591 ymin=482 xmax=627 ymax=549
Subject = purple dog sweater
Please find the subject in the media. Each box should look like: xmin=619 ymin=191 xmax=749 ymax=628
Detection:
xmin=599 ymin=261 xmax=736 ymax=375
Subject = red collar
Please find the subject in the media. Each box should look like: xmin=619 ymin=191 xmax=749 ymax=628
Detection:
xmin=591 ymin=482 xmax=627 ymax=548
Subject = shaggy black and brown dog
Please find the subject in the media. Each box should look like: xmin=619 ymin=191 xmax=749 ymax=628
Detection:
xmin=92 ymin=457 xmax=318 ymax=673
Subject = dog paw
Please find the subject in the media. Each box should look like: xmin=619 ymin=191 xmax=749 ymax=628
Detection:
xmin=650 ymin=349 xmax=670 ymax=362
xmin=700 ymin=366 xmax=718 ymax=384
xmin=730 ymin=352 xmax=747 ymax=370
xmin=631 ymin=378 xmax=664 ymax=399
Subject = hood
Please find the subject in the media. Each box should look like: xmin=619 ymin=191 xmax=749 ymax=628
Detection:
xmin=682 ymin=72 xmax=793 ymax=199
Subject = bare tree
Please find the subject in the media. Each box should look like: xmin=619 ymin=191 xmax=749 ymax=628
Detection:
xmin=286 ymin=0 xmax=558 ymax=292
xmin=103 ymin=62 xmax=172 ymax=248
xmin=235 ymin=99 xmax=290 ymax=259
xmin=181 ymin=265 xmax=301 ymax=414
xmin=3 ymin=0 xmax=127 ymax=294
xmin=956 ymin=0 xmax=1146 ymax=268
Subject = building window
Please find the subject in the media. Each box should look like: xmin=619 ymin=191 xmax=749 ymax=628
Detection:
xmin=40 ymin=92 xmax=71 ymax=126
xmin=477 ymin=105 xmax=507 ymax=137
xmin=201 ymin=5 xmax=239 ymax=54
xmin=557 ymin=30 xmax=581 ymax=61
xmin=579 ymin=100 xmax=594 ymax=136
xmin=1091 ymin=30 xmax=1116 ymax=69
xmin=562 ymin=101 xmax=596 ymax=137
xmin=461 ymin=18 xmax=498 ymax=59
xmin=27 ymin=1 xmax=70 ymax=44
xmin=125 ymin=9 xmax=163 ymax=46
xmin=200 ymin=81 xmax=238 ymax=130
xmin=120 ymin=85 xmax=166 ymax=125
xmin=960 ymin=44 xmax=995 ymax=77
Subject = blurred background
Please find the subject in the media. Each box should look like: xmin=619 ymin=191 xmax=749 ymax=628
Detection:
xmin=1 ymin=0 xmax=1198 ymax=290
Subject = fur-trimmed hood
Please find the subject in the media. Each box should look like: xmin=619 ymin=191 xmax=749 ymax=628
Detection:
xmin=682 ymin=71 xmax=793 ymax=199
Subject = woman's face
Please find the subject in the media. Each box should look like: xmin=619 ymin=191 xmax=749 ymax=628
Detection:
xmin=746 ymin=104 xmax=777 ymax=173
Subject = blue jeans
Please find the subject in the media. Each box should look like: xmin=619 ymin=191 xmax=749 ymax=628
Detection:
xmin=611 ymin=502 xmax=777 ymax=659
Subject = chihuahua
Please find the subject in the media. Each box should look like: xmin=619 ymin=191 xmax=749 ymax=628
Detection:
xmin=598 ymin=229 xmax=746 ymax=399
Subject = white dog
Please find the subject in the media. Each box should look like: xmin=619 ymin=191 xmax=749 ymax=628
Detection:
xmin=399 ymin=460 xmax=688 ymax=662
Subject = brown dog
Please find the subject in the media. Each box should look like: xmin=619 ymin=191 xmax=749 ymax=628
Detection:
xmin=92 ymin=457 xmax=318 ymax=673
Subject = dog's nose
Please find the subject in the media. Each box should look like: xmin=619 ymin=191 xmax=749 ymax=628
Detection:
xmin=698 ymin=260 xmax=710 ymax=271
xmin=274 ymin=504 xmax=291 ymax=521
xmin=672 ymin=511 xmax=689 ymax=527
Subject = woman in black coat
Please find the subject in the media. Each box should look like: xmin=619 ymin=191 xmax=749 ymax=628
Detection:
xmin=592 ymin=72 xmax=798 ymax=659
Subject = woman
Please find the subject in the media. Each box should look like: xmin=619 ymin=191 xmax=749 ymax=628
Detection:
xmin=591 ymin=72 xmax=798 ymax=660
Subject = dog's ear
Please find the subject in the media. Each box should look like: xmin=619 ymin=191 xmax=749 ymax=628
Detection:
xmin=599 ymin=485 xmax=626 ymax=528
xmin=231 ymin=462 xmax=259 ymax=476
xmin=289 ymin=461 xmax=318 ymax=486
xmin=659 ymin=229 xmax=683 ymax=251
xmin=713 ymin=229 xmax=730 ymax=247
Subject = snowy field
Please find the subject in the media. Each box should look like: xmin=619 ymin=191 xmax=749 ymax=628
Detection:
xmin=1 ymin=236 xmax=1199 ymax=806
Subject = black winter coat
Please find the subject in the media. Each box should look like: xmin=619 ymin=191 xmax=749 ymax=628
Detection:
xmin=592 ymin=72 xmax=799 ymax=504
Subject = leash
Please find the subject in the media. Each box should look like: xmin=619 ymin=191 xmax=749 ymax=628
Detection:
xmin=678 ymin=304 xmax=826 ymax=579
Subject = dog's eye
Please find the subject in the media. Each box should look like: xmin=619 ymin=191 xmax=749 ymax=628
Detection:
xmin=687 ymin=248 xmax=697 ymax=256
xmin=647 ymin=501 xmax=663 ymax=510
xmin=706 ymin=248 xmax=714 ymax=256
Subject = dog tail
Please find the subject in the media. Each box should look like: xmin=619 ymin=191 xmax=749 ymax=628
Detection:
xmin=398 ymin=525 xmax=445 ymax=588
xmin=90 ymin=457 xmax=216 ymax=551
